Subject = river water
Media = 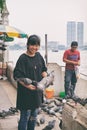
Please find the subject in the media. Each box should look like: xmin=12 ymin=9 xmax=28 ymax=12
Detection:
xmin=9 ymin=50 xmax=87 ymax=76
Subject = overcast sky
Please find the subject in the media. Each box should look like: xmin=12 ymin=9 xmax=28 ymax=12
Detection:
xmin=6 ymin=0 xmax=87 ymax=45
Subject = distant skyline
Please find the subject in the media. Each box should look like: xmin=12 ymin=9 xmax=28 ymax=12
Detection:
xmin=6 ymin=0 xmax=87 ymax=45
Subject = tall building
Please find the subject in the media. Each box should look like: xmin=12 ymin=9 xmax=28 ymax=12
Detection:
xmin=77 ymin=22 xmax=84 ymax=47
xmin=67 ymin=21 xmax=76 ymax=47
xmin=67 ymin=21 xmax=84 ymax=47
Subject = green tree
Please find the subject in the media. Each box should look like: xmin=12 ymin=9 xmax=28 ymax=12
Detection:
xmin=0 ymin=0 xmax=3 ymax=12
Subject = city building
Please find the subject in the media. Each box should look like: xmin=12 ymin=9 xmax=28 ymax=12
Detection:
xmin=67 ymin=21 xmax=84 ymax=48
xmin=67 ymin=21 xmax=76 ymax=47
xmin=47 ymin=41 xmax=59 ymax=52
xmin=77 ymin=22 xmax=84 ymax=47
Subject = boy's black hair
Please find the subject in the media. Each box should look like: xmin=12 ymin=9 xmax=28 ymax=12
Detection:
xmin=71 ymin=41 xmax=78 ymax=47
xmin=27 ymin=35 xmax=40 ymax=47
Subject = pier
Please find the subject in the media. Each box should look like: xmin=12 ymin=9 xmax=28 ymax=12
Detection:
xmin=0 ymin=63 xmax=87 ymax=130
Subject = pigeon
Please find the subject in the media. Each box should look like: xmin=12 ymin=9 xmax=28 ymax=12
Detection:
xmin=16 ymin=71 xmax=54 ymax=91
xmin=40 ymin=116 xmax=45 ymax=124
xmin=59 ymin=119 xmax=62 ymax=129
xmin=42 ymin=120 xmax=56 ymax=130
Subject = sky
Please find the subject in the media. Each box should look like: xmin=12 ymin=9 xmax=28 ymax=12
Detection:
xmin=6 ymin=0 xmax=87 ymax=45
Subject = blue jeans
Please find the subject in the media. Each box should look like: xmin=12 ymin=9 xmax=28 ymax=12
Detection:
xmin=18 ymin=109 xmax=38 ymax=130
xmin=64 ymin=69 xmax=77 ymax=97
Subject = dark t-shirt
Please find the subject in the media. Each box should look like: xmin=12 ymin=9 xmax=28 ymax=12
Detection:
xmin=13 ymin=52 xmax=47 ymax=110
xmin=63 ymin=49 xmax=80 ymax=70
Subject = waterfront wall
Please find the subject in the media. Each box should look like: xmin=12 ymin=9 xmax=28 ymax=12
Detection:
xmin=75 ymin=76 xmax=87 ymax=98
xmin=6 ymin=63 xmax=65 ymax=96
xmin=7 ymin=63 xmax=17 ymax=88
xmin=6 ymin=63 xmax=87 ymax=97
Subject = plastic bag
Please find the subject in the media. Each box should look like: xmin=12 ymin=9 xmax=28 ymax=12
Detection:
xmin=75 ymin=66 xmax=80 ymax=79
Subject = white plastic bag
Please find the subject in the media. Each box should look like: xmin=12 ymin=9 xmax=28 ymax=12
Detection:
xmin=75 ymin=66 xmax=80 ymax=79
